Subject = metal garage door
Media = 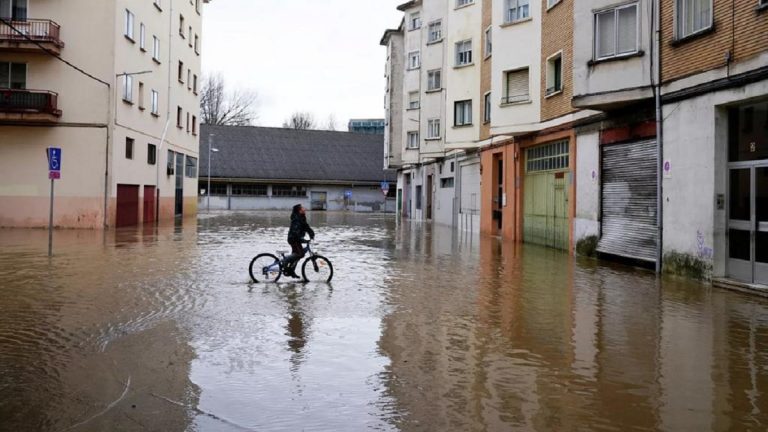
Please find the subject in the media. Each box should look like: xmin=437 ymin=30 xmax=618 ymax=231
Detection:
xmin=523 ymin=140 xmax=570 ymax=250
xmin=460 ymin=162 xmax=480 ymax=215
xmin=597 ymin=139 xmax=657 ymax=262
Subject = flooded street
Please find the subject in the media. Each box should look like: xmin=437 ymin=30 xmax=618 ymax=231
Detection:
xmin=1 ymin=212 xmax=768 ymax=431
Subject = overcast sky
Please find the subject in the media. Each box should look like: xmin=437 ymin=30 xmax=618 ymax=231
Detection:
xmin=202 ymin=0 xmax=404 ymax=130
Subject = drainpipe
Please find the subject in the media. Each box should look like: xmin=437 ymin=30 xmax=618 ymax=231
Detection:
xmin=104 ymin=82 xmax=112 ymax=229
xmin=654 ymin=0 xmax=664 ymax=273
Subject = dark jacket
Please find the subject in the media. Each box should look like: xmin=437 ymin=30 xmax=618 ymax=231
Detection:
xmin=288 ymin=212 xmax=314 ymax=243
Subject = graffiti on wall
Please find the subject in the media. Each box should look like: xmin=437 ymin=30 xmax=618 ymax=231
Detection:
xmin=696 ymin=230 xmax=714 ymax=260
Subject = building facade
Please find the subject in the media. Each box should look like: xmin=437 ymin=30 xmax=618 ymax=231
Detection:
xmin=0 ymin=0 xmax=207 ymax=229
xmin=383 ymin=0 xmax=768 ymax=287
xmin=199 ymin=125 xmax=397 ymax=213
xmin=348 ymin=118 xmax=385 ymax=135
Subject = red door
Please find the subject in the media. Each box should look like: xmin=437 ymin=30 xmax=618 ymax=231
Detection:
xmin=143 ymin=186 xmax=156 ymax=224
xmin=116 ymin=184 xmax=140 ymax=227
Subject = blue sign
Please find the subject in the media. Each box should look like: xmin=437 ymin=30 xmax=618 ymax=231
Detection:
xmin=47 ymin=147 xmax=62 ymax=172
xmin=344 ymin=190 xmax=352 ymax=199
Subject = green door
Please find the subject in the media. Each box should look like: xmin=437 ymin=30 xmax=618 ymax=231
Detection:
xmin=523 ymin=140 xmax=570 ymax=250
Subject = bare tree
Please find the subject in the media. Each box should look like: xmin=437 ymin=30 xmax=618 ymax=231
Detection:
xmin=200 ymin=73 xmax=259 ymax=126
xmin=325 ymin=114 xmax=338 ymax=131
xmin=282 ymin=112 xmax=316 ymax=130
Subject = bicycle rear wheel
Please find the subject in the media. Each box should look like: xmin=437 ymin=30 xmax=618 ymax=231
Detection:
xmin=301 ymin=255 xmax=333 ymax=283
xmin=249 ymin=253 xmax=282 ymax=283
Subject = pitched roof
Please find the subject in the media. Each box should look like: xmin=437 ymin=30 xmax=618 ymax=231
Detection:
xmin=200 ymin=125 xmax=396 ymax=183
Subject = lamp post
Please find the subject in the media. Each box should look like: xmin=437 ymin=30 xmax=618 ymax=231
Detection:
xmin=206 ymin=133 xmax=218 ymax=213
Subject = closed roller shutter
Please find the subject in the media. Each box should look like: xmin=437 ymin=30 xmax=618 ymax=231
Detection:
xmin=460 ymin=162 xmax=480 ymax=214
xmin=597 ymin=139 xmax=657 ymax=262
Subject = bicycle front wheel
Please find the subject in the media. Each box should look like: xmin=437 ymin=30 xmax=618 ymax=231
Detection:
xmin=301 ymin=255 xmax=333 ymax=283
xmin=249 ymin=253 xmax=282 ymax=283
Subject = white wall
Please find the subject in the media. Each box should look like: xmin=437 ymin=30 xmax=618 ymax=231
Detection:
xmin=574 ymin=130 xmax=600 ymax=242
xmin=401 ymin=3 xmax=423 ymax=166
xmin=420 ymin=0 xmax=448 ymax=160
xmin=384 ymin=31 xmax=404 ymax=169
xmin=662 ymin=80 xmax=768 ymax=277
xmin=572 ymin=0 xmax=652 ymax=98
xmin=490 ymin=0 xmax=541 ymax=135
xmin=200 ymin=184 xmax=392 ymax=212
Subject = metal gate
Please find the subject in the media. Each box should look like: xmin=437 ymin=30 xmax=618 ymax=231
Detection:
xmin=116 ymin=184 xmax=139 ymax=228
xmin=596 ymin=139 xmax=657 ymax=262
xmin=523 ymin=140 xmax=570 ymax=250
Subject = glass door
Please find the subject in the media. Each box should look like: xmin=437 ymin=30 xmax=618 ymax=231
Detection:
xmin=728 ymin=167 xmax=752 ymax=282
xmin=756 ymin=166 xmax=768 ymax=284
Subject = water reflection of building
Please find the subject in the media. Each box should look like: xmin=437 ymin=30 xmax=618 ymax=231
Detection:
xmin=379 ymin=225 xmax=768 ymax=430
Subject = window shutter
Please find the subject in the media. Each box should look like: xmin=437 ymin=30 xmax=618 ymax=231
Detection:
xmin=596 ymin=10 xmax=615 ymax=58
xmin=505 ymin=69 xmax=529 ymax=102
xmin=617 ymin=6 xmax=637 ymax=54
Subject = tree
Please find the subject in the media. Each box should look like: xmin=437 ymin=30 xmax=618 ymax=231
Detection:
xmin=325 ymin=114 xmax=338 ymax=131
xmin=200 ymin=73 xmax=258 ymax=126
xmin=282 ymin=112 xmax=316 ymax=130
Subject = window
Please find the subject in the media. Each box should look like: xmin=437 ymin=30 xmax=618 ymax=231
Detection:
xmin=179 ymin=14 xmax=185 ymax=37
xmin=151 ymin=90 xmax=159 ymax=115
xmin=193 ymin=74 xmax=198 ymax=93
xmin=503 ymin=68 xmax=530 ymax=103
xmin=192 ymin=115 xmax=197 ymax=135
xmin=185 ymin=156 xmax=197 ymax=178
xmin=167 ymin=150 xmax=175 ymax=175
xmin=595 ymin=3 xmax=638 ymax=59
xmin=194 ymin=34 xmax=199 ymax=54
xmin=125 ymin=138 xmax=134 ymax=159
xmin=454 ymin=100 xmax=472 ymax=126
xmin=409 ymin=12 xmax=421 ymax=30
xmin=177 ymin=106 xmax=183 ymax=128
xmin=427 ymin=69 xmax=442 ymax=91
xmin=526 ymin=140 xmax=569 ymax=172
xmin=484 ymin=92 xmax=491 ymax=123
xmin=124 ymin=9 xmax=134 ymax=40
xmin=546 ymin=53 xmax=563 ymax=96
xmin=0 ymin=0 xmax=28 ymax=20
xmin=232 ymin=184 xmax=267 ymax=196
xmin=154 ymin=0 xmax=162 ymax=10
xmin=187 ymin=69 xmax=191 ymax=89
xmin=153 ymin=36 xmax=161 ymax=61
xmin=188 ymin=26 xmax=193 ymax=45
xmin=408 ymin=91 xmax=420 ymax=109
xmin=408 ymin=51 xmax=421 ymax=70
xmin=178 ymin=61 xmax=184 ymax=82
xmin=186 ymin=112 xmax=190 ymax=132
xmin=427 ymin=119 xmax=441 ymax=139
xmin=428 ymin=20 xmax=442 ymax=42
xmin=0 ymin=62 xmax=26 ymax=89
xmin=547 ymin=0 xmax=561 ymax=8
xmin=456 ymin=0 xmax=474 ymax=7
xmin=484 ymin=27 xmax=492 ymax=57
xmin=196 ymin=0 xmax=201 ymax=14
xmin=407 ymin=131 xmax=419 ymax=149
xmin=272 ymin=185 xmax=307 ymax=198
xmin=140 ymin=23 xmax=146 ymax=50
xmin=440 ymin=177 xmax=455 ymax=188
xmin=148 ymin=144 xmax=157 ymax=165
xmin=206 ymin=183 xmax=227 ymax=196
xmin=415 ymin=185 xmax=422 ymax=210
xmin=122 ymin=75 xmax=133 ymax=102
xmin=505 ymin=0 xmax=530 ymax=23
xmin=138 ymin=82 xmax=145 ymax=109
xmin=455 ymin=40 xmax=472 ymax=66
xmin=676 ymin=0 xmax=712 ymax=38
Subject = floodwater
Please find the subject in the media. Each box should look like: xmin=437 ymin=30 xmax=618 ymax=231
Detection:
xmin=1 ymin=212 xmax=767 ymax=432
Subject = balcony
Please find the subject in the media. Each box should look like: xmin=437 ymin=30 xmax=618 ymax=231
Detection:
xmin=0 ymin=89 xmax=62 ymax=123
xmin=0 ymin=19 xmax=65 ymax=54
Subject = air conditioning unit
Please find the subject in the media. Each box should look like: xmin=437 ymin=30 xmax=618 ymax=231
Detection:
xmin=166 ymin=166 xmax=174 ymax=176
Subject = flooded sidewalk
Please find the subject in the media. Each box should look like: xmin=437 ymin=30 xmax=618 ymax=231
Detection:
xmin=0 ymin=212 xmax=767 ymax=431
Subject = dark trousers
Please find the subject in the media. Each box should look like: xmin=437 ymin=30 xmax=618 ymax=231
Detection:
xmin=284 ymin=241 xmax=305 ymax=270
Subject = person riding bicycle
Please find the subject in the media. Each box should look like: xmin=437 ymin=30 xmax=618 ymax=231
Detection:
xmin=282 ymin=203 xmax=315 ymax=278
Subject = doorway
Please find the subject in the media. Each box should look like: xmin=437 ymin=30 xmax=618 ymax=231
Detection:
xmin=143 ymin=185 xmax=156 ymax=224
xmin=311 ymin=191 xmax=328 ymax=211
xmin=175 ymin=153 xmax=184 ymax=217
xmin=426 ymin=175 xmax=433 ymax=220
xmin=116 ymin=184 xmax=139 ymax=228
xmin=727 ymin=101 xmax=768 ymax=285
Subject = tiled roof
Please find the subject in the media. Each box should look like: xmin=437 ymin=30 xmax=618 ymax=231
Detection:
xmin=199 ymin=125 xmax=396 ymax=183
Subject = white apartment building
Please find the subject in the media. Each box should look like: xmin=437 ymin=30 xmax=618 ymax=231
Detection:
xmin=385 ymin=0 xmax=483 ymax=232
xmin=0 ymin=0 xmax=208 ymax=229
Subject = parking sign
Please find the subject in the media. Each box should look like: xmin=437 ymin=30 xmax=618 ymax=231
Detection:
xmin=47 ymin=147 xmax=62 ymax=179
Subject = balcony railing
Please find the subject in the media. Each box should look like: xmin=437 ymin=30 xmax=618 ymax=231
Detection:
xmin=0 ymin=19 xmax=64 ymax=48
xmin=0 ymin=89 xmax=61 ymax=116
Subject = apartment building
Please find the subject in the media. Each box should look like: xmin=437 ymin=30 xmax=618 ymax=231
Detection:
xmin=0 ymin=0 xmax=208 ymax=229
xmin=658 ymin=0 xmax=768 ymax=284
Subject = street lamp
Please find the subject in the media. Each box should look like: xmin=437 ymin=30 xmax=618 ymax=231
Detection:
xmin=207 ymin=133 xmax=219 ymax=213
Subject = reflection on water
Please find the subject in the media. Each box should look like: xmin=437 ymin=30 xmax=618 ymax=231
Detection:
xmin=0 ymin=212 xmax=767 ymax=431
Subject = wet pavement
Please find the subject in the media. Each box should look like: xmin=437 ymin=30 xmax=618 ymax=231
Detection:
xmin=1 ymin=211 xmax=767 ymax=431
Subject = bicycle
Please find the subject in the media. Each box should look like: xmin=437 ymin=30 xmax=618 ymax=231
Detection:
xmin=249 ymin=240 xmax=334 ymax=283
